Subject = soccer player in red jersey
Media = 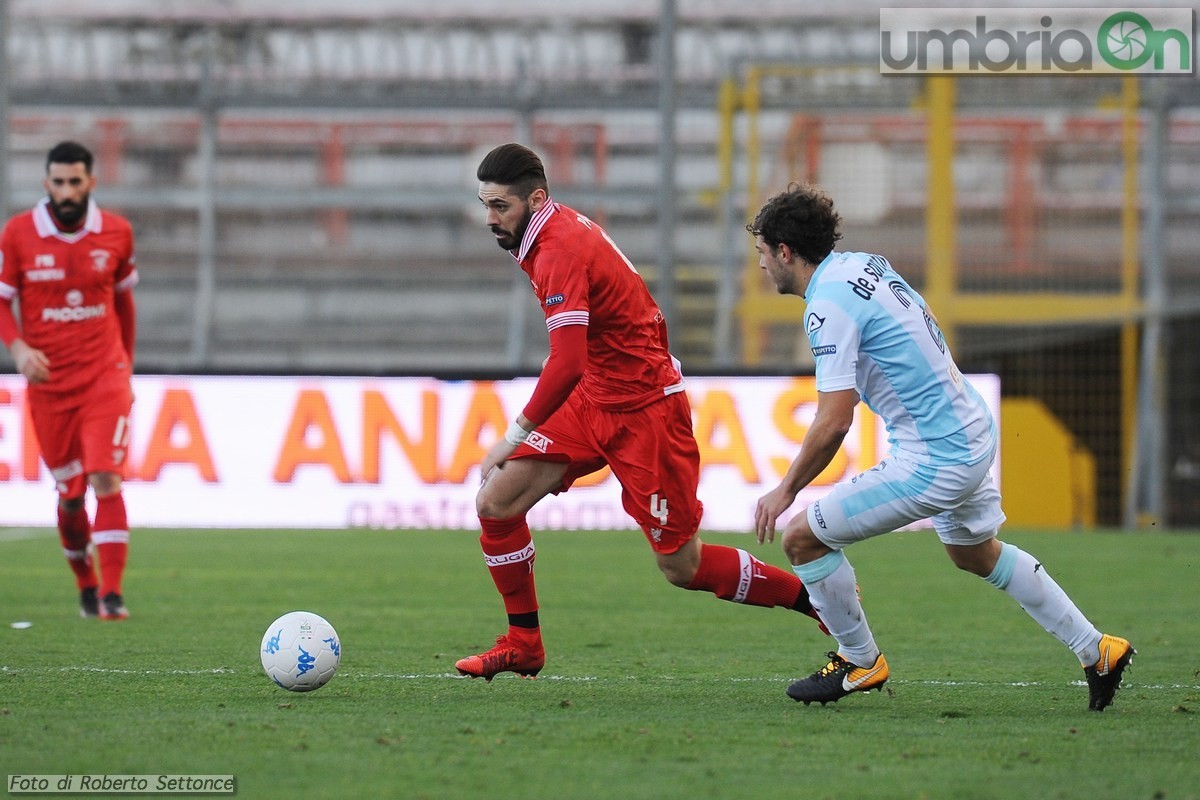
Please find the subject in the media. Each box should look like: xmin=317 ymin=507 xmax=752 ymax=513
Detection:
xmin=0 ymin=141 xmax=138 ymax=621
xmin=455 ymin=143 xmax=824 ymax=681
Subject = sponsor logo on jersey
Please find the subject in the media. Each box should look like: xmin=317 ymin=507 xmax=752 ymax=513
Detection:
xmin=545 ymin=293 xmax=565 ymax=306
xmin=806 ymin=312 xmax=825 ymax=334
xmin=525 ymin=431 xmax=552 ymax=453
xmin=812 ymin=345 xmax=837 ymax=356
xmin=34 ymin=254 xmax=56 ymax=268
xmin=26 ymin=268 xmax=65 ymax=282
xmin=42 ymin=303 xmax=107 ymax=322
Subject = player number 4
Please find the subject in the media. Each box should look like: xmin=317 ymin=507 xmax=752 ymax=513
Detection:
xmin=650 ymin=493 xmax=669 ymax=526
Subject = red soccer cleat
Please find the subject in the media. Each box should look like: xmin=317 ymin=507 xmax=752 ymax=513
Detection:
xmin=455 ymin=634 xmax=545 ymax=681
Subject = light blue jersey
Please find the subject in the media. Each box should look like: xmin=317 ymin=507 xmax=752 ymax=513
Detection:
xmin=804 ymin=251 xmax=995 ymax=467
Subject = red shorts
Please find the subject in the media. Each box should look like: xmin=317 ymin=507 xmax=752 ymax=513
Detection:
xmin=28 ymin=374 xmax=134 ymax=499
xmin=513 ymin=389 xmax=704 ymax=554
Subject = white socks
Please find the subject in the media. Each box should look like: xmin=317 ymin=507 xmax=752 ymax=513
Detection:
xmin=793 ymin=550 xmax=880 ymax=667
xmin=986 ymin=542 xmax=1103 ymax=666
xmin=794 ymin=542 xmax=1103 ymax=668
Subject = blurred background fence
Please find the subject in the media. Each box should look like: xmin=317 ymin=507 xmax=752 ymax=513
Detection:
xmin=1 ymin=1 xmax=1198 ymax=529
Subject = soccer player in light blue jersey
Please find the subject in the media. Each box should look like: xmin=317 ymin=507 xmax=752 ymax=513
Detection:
xmin=749 ymin=183 xmax=1133 ymax=711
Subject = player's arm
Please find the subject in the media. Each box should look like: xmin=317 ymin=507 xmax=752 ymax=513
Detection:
xmin=0 ymin=230 xmax=52 ymax=384
xmin=754 ymin=387 xmax=859 ymax=543
xmin=0 ymin=301 xmax=50 ymax=384
xmin=113 ymin=287 xmax=136 ymax=362
xmin=480 ymin=322 xmax=587 ymax=479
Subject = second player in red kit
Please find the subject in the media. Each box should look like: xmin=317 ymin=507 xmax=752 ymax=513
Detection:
xmin=0 ymin=141 xmax=138 ymax=621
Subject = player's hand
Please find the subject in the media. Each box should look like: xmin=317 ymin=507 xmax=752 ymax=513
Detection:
xmin=11 ymin=340 xmax=50 ymax=384
xmin=754 ymin=484 xmax=797 ymax=544
xmin=480 ymin=438 xmax=518 ymax=483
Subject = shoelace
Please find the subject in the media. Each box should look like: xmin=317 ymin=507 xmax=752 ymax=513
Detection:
xmin=816 ymin=653 xmax=847 ymax=677
xmin=478 ymin=637 xmax=520 ymax=671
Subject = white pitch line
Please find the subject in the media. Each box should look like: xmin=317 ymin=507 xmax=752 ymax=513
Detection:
xmin=0 ymin=665 xmax=1196 ymax=690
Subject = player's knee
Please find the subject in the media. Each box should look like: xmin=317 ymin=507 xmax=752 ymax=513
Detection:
xmin=475 ymin=487 xmax=517 ymax=521
xmin=655 ymin=542 xmax=700 ymax=588
xmin=945 ymin=538 xmax=1001 ymax=576
xmin=88 ymin=472 xmax=122 ymax=498
xmin=59 ymin=495 xmax=85 ymax=513
xmin=657 ymin=560 xmax=694 ymax=588
xmin=781 ymin=522 xmax=822 ymax=565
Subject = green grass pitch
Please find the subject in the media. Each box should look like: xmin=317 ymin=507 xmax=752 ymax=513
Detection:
xmin=1 ymin=526 xmax=1198 ymax=799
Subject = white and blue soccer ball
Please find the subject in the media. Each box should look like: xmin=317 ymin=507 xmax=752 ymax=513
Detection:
xmin=260 ymin=611 xmax=341 ymax=692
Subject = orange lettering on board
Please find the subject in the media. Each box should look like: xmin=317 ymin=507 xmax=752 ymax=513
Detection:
xmin=571 ymin=464 xmax=612 ymax=487
xmin=138 ymin=388 xmax=219 ymax=482
xmin=0 ymin=388 xmax=10 ymax=480
xmin=769 ymin=379 xmax=850 ymax=486
xmin=858 ymin=406 xmax=878 ymax=469
xmin=444 ymin=382 xmax=508 ymax=484
xmin=273 ymin=389 xmax=352 ymax=483
xmin=362 ymin=389 xmax=438 ymax=484
xmin=22 ymin=391 xmax=41 ymax=480
xmin=690 ymin=388 xmax=759 ymax=483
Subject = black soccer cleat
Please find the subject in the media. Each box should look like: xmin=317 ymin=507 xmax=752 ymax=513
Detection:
xmin=98 ymin=592 xmax=129 ymax=621
xmin=1084 ymin=634 xmax=1134 ymax=711
xmin=79 ymin=586 xmax=99 ymax=619
xmin=787 ymin=651 xmax=889 ymax=705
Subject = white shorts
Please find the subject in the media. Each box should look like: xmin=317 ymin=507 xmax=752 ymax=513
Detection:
xmin=805 ymin=450 xmax=1005 ymax=549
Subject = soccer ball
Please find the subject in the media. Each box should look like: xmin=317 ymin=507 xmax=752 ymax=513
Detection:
xmin=260 ymin=611 xmax=341 ymax=692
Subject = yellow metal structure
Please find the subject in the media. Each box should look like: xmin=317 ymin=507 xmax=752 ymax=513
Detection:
xmin=1001 ymin=398 xmax=1097 ymax=528
xmin=719 ymin=68 xmax=1144 ymax=524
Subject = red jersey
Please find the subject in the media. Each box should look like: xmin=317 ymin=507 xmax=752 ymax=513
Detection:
xmin=517 ymin=200 xmax=683 ymax=412
xmin=0 ymin=199 xmax=138 ymax=397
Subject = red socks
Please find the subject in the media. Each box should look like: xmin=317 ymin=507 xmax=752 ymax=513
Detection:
xmin=92 ymin=493 xmax=130 ymax=597
xmin=479 ymin=517 xmax=540 ymax=637
xmin=687 ymin=543 xmax=815 ymax=612
xmin=57 ymin=503 xmax=97 ymax=590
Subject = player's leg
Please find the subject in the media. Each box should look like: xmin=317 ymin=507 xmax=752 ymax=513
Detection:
xmin=939 ymin=471 xmax=1133 ymax=710
xmin=605 ymin=393 xmax=823 ymax=625
xmin=658 ymin=536 xmax=823 ymax=623
xmin=779 ymin=457 xmax=950 ymax=704
xmin=457 ymin=398 xmax=599 ymax=681
xmin=29 ymin=398 xmax=97 ymax=616
xmin=58 ymin=494 xmax=98 ymax=617
xmin=89 ymin=471 xmax=129 ymax=620
xmin=456 ymin=456 xmax=567 ymax=680
xmin=781 ymin=515 xmax=889 ymax=704
xmin=78 ymin=386 xmax=133 ymax=621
